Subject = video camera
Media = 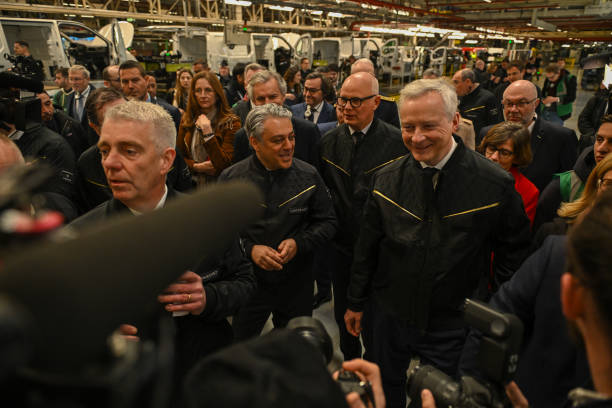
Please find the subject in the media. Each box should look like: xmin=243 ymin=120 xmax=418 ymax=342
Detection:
xmin=4 ymin=53 xmax=44 ymax=81
xmin=0 ymin=71 xmax=44 ymax=132
xmin=406 ymin=299 xmax=524 ymax=408
xmin=287 ymin=316 xmax=377 ymax=407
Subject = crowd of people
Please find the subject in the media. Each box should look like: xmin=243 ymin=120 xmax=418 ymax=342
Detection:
xmin=2 ymin=42 xmax=612 ymax=407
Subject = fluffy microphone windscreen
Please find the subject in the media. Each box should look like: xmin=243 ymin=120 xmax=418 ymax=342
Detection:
xmin=0 ymin=181 xmax=263 ymax=371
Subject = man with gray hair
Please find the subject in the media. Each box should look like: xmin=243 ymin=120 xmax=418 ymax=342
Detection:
xmin=71 ymin=100 xmax=256 ymax=386
xmin=220 ymin=103 xmax=336 ymax=340
xmin=452 ymin=68 xmax=501 ymax=142
xmin=66 ymin=65 xmax=96 ymax=129
xmin=345 ymin=79 xmax=531 ymax=407
xmin=350 ymin=58 xmax=400 ymax=129
xmin=232 ymin=70 xmax=321 ymax=166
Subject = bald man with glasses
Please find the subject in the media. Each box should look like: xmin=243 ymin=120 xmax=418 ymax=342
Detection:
xmin=318 ymin=72 xmax=407 ymax=361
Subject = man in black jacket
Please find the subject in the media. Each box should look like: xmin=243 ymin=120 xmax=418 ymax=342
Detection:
xmin=76 ymin=87 xmax=192 ymax=214
xmin=219 ymin=104 xmax=337 ymax=340
xmin=480 ymin=80 xmax=578 ymax=192
xmin=232 ymin=70 xmax=321 ymax=166
xmin=345 ymin=79 xmax=531 ymax=408
xmin=453 ymin=68 xmax=502 ymax=144
xmin=578 ymin=86 xmax=610 ymax=149
xmin=319 ymin=72 xmax=408 ymax=361
xmin=225 ymin=62 xmax=246 ymax=107
xmin=71 ymin=100 xmax=256 ymax=383
xmin=38 ymin=91 xmax=88 ymax=158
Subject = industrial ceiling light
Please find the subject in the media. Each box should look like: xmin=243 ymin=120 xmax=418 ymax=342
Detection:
xmin=465 ymin=39 xmax=478 ymax=44
xmin=224 ymin=0 xmax=251 ymax=6
xmin=483 ymin=0 xmax=492 ymax=3
xmin=266 ymin=5 xmax=294 ymax=11
xmin=310 ymin=10 xmax=323 ymax=15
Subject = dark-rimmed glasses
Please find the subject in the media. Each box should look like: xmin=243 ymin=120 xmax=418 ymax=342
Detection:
xmin=485 ymin=145 xmax=514 ymax=158
xmin=337 ymin=95 xmax=376 ymax=108
xmin=502 ymin=98 xmax=537 ymax=109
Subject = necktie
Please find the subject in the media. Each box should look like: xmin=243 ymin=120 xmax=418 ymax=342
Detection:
xmin=353 ymin=131 xmax=365 ymax=148
xmin=422 ymin=167 xmax=439 ymax=206
xmin=75 ymin=93 xmax=83 ymax=121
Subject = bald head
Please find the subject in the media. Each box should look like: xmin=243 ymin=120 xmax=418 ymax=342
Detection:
xmin=351 ymin=58 xmax=376 ymax=76
xmin=343 ymin=71 xmax=379 ymax=95
xmin=503 ymin=80 xmax=537 ymax=100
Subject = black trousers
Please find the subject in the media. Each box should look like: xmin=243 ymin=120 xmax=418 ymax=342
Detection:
xmin=370 ymin=298 xmax=467 ymax=408
xmin=329 ymin=246 xmax=364 ymax=360
xmin=313 ymin=246 xmax=332 ymax=297
xmin=232 ymin=271 xmax=313 ymax=341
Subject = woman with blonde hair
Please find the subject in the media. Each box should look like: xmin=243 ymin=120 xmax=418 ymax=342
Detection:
xmin=177 ymin=71 xmax=240 ymax=185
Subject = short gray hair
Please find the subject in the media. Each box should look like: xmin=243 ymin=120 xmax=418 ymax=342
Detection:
xmin=245 ymin=103 xmax=292 ymax=142
xmin=103 ymin=101 xmax=176 ymax=152
xmin=247 ymin=70 xmax=287 ymax=101
xmin=458 ymin=68 xmax=476 ymax=83
xmin=422 ymin=68 xmax=441 ymax=79
xmin=69 ymin=64 xmax=90 ymax=79
xmin=351 ymin=58 xmax=375 ymax=75
xmin=400 ymin=79 xmax=458 ymax=121
xmin=245 ymin=62 xmax=265 ymax=76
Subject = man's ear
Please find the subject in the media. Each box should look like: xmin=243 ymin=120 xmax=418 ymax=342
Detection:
xmin=372 ymin=95 xmax=381 ymax=110
xmin=249 ymin=136 xmax=259 ymax=152
xmin=160 ymin=147 xmax=176 ymax=175
xmin=561 ymin=272 xmax=586 ymax=321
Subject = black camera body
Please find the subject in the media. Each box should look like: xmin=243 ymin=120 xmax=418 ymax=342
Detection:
xmin=287 ymin=316 xmax=376 ymax=407
xmin=0 ymin=71 xmax=43 ymax=132
xmin=4 ymin=53 xmax=44 ymax=81
xmin=406 ymin=299 xmax=524 ymax=408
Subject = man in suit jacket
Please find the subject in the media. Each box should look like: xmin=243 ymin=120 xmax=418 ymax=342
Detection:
xmin=290 ymin=72 xmax=337 ymax=126
xmin=350 ymin=58 xmax=400 ymax=129
xmin=118 ymin=61 xmax=181 ymax=131
xmin=66 ymin=65 xmax=96 ymax=130
xmin=233 ymin=70 xmax=321 ymax=166
xmin=479 ymin=80 xmax=577 ymax=192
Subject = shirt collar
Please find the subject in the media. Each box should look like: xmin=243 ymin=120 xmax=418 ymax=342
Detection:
xmin=348 ymin=120 xmax=374 ymax=136
xmin=76 ymin=85 xmax=91 ymax=98
xmin=420 ymin=137 xmax=458 ymax=170
xmin=311 ymin=100 xmax=324 ymax=112
xmin=128 ymin=185 xmax=168 ymax=216
xmin=527 ymin=113 xmax=537 ymax=134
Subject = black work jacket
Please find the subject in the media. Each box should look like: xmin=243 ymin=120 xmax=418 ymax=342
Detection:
xmin=219 ymin=155 xmax=337 ymax=284
xmin=459 ymin=85 xmax=502 ymax=145
xmin=45 ymin=110 xmax=89 ymax=158
xmin=70 ymin=188 xmax=256 ymax=321
xmin=348 ymin=138 xmax=531 ymax=330
xmin=318 ymin=119 xmax=407 ymax=254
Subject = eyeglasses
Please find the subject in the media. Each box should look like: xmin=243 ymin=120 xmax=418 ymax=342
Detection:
xmin=485 ymin=145 xmax=514 ymax=158
xmin=598 ymin=178 xmax=612 ymax=190
xmin=337 ymin=95 xmax=376 ymax=108
xmin=502 ymin=98 xmax=537 ymax=109
xmin=304 ymin=87 xmax=321 ymax=94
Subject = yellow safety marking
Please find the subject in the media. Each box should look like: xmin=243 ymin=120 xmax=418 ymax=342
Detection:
xmin=278 ymin=185 xmax=316 ymax=207
xmin=443 ymin=202 xmax=500 ymax=219
xmin=373 ymin=189 xmax=422 ymax=221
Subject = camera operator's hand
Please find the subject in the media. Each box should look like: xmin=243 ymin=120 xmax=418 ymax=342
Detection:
xmin=158 ymin=270 xmax=207 ymax=315
xmin=118 ymin=324 xmax=139 ymax=341
xmin=341 ymin=359 xmax=386 ymax=408
xmin=505 ymin=381 xmax=529 ymax=408
xmin=421 ymin=389 xmax=436 ymax=408
xmin=251 ymin=244 xmax=284 ymax=271
xmin=345 ymin=309 xmax=363 ymax=337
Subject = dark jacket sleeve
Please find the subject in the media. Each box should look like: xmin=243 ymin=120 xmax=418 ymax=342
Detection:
xmin=533 ymin=178 xmax=562 ymax=232
xmin=578 ymin=95 xmax=600 ymax=137
xmin=561 ymin=74 xmax=577 ymax=105
xmin=169 ymin=149 xmax=194 ymax=192
xmin=292 ymin=172 xmax=337 ymax=254
xmin=347 ymin=187 xmax=384 ymax=312
xmin=199 ymin=237 xmax=257 ymax=321
xmin=459 ymin=236 xmax=553 ymax=376
xmin=490 ymin=181 xmax=532 ymax=290
xmin=559 ymin=129 xmax=578 ymax=173
xmin=232 ymin=129 xmax=250 ymax=164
